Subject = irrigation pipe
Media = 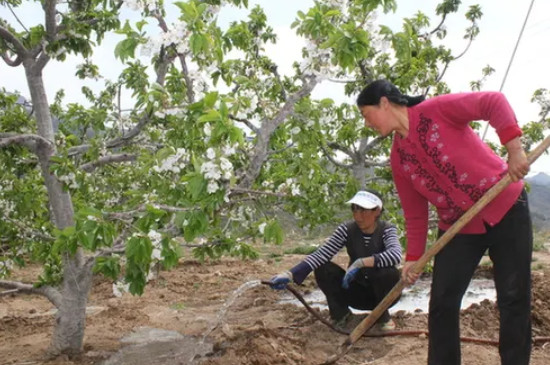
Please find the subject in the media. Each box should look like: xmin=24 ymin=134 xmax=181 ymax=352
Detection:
xmin=261 ymin=281 xmax=550 ymax=347
xmin=321 ymin=134 xmax=550 ymax=364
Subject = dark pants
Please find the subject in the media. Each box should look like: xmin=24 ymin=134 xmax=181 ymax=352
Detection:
xmin=314 ymin=261 xmax=400 ymax=323
xmin=428 ymin=190 xmax=533 ymax=365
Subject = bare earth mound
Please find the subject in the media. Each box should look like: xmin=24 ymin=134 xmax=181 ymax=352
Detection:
xmin=2 ymin=249 xmax=550 ymax=365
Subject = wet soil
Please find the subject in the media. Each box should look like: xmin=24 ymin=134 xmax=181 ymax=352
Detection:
xmin=2 ymin=245 xmax=550 ymax=365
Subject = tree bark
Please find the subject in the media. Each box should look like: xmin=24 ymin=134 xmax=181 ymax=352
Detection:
xmin=24 ymin=60 xmax=93 ymax=357
xmin=239 ymin=77 xmax=319 ymax=189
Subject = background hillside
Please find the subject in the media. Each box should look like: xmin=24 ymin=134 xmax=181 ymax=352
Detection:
xmin=527 ymin=173 xmax=550 ymax=233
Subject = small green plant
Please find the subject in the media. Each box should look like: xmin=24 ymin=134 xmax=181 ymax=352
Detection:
xmin=284 ymin=245 xmax=319 ymax=255
xmin=533 ymin=232 xmax=549 ymax=252
xmin=170 ymin=302 xmax=186 ymax=311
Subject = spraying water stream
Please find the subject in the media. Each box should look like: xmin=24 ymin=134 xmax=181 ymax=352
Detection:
xmin=188 ymin=279 xmax=262 ymax=363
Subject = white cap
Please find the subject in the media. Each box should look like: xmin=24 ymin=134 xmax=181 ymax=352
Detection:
xmin=346 ymin=191 xmax=383 ymax=209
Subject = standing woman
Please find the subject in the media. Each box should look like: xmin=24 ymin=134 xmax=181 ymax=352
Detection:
xmin=356 ymin=79 xmax=532 ymax=365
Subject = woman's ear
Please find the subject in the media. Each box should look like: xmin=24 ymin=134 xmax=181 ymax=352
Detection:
xmin=379 ymin=96 xmax=390 ymax=109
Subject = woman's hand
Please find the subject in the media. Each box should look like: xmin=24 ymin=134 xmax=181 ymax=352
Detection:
xmin=401 ymin=261 xmax=420 ymax=286
xmin=505 ymin=137 xmax=529 ymax=182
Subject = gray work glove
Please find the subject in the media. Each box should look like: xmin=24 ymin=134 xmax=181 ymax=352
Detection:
xmin=342 ymin=258 xmax=366 ymax=289
xmin=268 ymin=271 xmax=293 ymax=290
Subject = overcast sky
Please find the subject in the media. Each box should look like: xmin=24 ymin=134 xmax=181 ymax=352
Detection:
xmin=1 ymin=0 xmax=549 ymax=174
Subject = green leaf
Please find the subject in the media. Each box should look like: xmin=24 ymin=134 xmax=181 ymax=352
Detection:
xmin=115 ymin=38 xmax=140 ymax=62
xmin=126 ymin=236 xmax=153 ymax=264
xmin=264 ymin=220 xmax=284 ymax=245
xmin=186 ymin=172 xmax=207 ymax=201
xmin=203 ymin=92 xmax=219 ymax=108
xmin=93 ymin=257 xmax=121 ymax=280
xmin=198 ymin=109 xmax=221 ymax=123
xmin=183 ymin=211 xmax=209 ymax=242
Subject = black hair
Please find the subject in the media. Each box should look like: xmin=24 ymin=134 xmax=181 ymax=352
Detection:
xmin=365 ymin=188 xmax=384 ymax=215
xmin=356 ymin=79 xmax=425 ymax=107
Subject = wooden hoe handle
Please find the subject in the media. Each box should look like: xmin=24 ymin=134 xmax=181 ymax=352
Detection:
xmin=323 ymin=134 xmax=550 ymax=364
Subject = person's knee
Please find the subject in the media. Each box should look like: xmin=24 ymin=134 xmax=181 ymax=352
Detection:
xmin=368 ymin=267 xmax=400 ymax=283
xmin=429 ymin=291 xmax=461 ymax=316
xmin=314 ymin=262 xmax=342 ymax=282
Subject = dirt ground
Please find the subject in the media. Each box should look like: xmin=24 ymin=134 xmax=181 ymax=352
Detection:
xmin=2 ymin=242 xmax=550 ymax=365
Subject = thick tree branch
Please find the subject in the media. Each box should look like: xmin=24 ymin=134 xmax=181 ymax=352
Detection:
xmin=230 ymin=114 xmax=259 ymax=134
xmin=0 ymin=133 xmax=54 ymax=154
xmin=1 ymin=51 xmax=22 ymax=66
xmin=362 ymin=135 xmax=386 ymax=153
xmin=2 ymin=216 xmax=54 ymax=242
xmin=0 ymin=280 xmax=62 ymax=307
xmin=364 ymin=159 xmax=390 ymax=168
xmin=80 ymin=153 xmax=138 ymax=172
xmin=453 ymin=36 xmax=474 ymax=61
xmin=427 ymin=14 xmax=447 ymax=37
xmin=67 ymin=144 xmax=91 ymax=156
xmin=34 ymin=49 xmax=51 ymax=72
xmin=269 ymin=63 xmax=287 ymax=101
xmin=177 ymin=53 xmax=195 ymax=103
xmin=44 ymin=0 xmax=58 ymax=42
xmin=327 ymin=141 xmax=354 ymax=158
xmin=154 ymin=46 xmax=177 ymax=85
xmin=268 ymin=141 xmax=296 ymax=156
xmin=320 ymin=144 xmax=352 ymax=168
xmin=106 ymin=113 xmax=151 ymax=149
xmin=106 ymin=204 xmax=197 ymax=220
xmin=239 ymin=76 xmax=319 ymax=188
xmin=229 ymin=187 xmax=286 ymax=198
xmin=0 ymin=25 xmax=28 ymax=56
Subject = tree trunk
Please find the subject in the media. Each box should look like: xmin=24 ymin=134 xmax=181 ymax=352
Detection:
xmin=49 ymin=258 xmax=94 ymax=356
xmin=24 ymin=61 xmax=92 ymax=356
xmin=352 ymin=162 xmax=368 ymax=189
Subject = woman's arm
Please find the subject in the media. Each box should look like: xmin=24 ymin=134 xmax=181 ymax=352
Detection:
xmin=289 ymin=223 xmax=348 ymax=284
xmin=373 ymin=225 xmax=402 ymax=267
xmin=391 ymin=162 xmax=429 ymax=262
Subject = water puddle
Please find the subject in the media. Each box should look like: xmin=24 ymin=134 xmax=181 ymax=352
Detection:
xmin=101 ymin=280 xmax=262 ymax=365
xmin=100 ymin=327 xmax=212 ymax=365
xmin=280 ymin=279 xmax=496 ymax=314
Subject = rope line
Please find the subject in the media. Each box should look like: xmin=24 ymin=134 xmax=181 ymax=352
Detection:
xmin=481 ymin=0 xmax=536 ymax=141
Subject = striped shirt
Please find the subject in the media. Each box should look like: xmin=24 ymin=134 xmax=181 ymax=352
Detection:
xmin=290 ymin=223 xmax=402 ymax=284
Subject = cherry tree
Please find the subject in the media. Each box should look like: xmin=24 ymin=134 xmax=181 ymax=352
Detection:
xmin=3 ymin=0 xmax=546 ymax=358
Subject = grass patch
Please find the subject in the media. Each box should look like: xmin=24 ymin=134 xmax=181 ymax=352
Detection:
xmin=170 ymin=302 xmax=186 ymax=311
xmin=283 ymin=245 xmax=319 ymax=255
xmin=533 ymin=231 xmax=550 ymax=252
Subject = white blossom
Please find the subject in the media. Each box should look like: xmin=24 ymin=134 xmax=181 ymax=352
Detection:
xmin=206 ymin=148 xmax=216 ymax=160
xmin=153 ymin=148 xmax=188 ymax=174
xmin=147 ymin=230 xmax=162 ymax=247
xmin=207 ymin=180 xmax=220 ymax=194
xmin=258 ymin=222 xmax=267 ymax=234
xmin=222 ymin=144 xmax=236 ymax=156
xmin=113 ymin=280 xmax=130 ymax=297
xmin=151 ymin=248 xmax=162 ymax=261
xmin=201 ymin=161 xmax=222 ymax=180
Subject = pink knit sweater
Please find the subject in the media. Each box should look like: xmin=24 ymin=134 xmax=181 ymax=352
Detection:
xmin=390 ymin=92 xmax=524 ymax=261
